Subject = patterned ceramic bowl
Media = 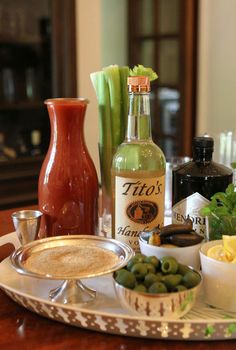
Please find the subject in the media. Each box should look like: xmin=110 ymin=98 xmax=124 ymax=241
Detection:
xmin=113 ymin=269 xmax=202 ymax=319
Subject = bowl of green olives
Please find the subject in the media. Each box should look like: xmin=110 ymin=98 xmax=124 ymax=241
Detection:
xmin=113 ymin=254 xmax=202 ymax=319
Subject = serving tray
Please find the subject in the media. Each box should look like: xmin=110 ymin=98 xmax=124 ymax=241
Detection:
xmin=1 ymin=256 xmax=236 ymax=340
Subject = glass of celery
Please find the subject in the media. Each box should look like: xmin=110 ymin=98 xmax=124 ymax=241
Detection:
xmin=91 ymin=65 xmax=129 ymax=236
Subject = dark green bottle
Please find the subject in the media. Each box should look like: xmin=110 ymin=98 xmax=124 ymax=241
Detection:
xmin=172 ymin=136 xmax=233 ymax=237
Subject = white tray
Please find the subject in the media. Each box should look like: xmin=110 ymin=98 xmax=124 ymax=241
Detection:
xmin=1 ymin=256 xmax=236 ymax=340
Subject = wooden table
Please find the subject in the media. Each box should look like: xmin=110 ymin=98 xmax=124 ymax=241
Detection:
xmin=0 ymin=207 xmax=236 ymax=349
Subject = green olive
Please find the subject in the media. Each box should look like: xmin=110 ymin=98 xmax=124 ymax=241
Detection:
xmin=115 ymin=269 xmax=136 ymax=289
xmin=133 ymin=284 xmax=147 ymax=293
xmin=174 ymin=284 xmax=187 ymax=292
xmin=161 ymin=257 xmax=179 ymax=274
xmin=134 ymin=253 xmax=146 ymax=262
xmin=144 ymin=255 xmax=159 ymax=269
xmin=160 ymin=256 xmax=178 ymax=263
xmin=131 ymin=263 xmax=148 ymax=280
xmin=144 ymin=262 xmax=156 ymax=274
xmin=126 ymin=259 xmax=135 ymax=271
xmin=182 ymin=271 xmax=201 ymax=289
xmin=148 ymin=281 xmax=168 ymax=294
xmin=127 ymin=254 xmax=145 ymax=271
xmin=156 ymin=272 xmax=164 ymax=280
xmin=144 ymin=273 xmax=160 ymax=288
xmin=115 ymin=254 xmax=200 ymax=294
xmin=162 ymin=274 xmax=182 ymax=291
xmin=177 ymin=263 xmax=192 ymax=276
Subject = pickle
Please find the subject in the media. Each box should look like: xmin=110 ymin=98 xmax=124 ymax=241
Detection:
xmin=160 ymin=222 xmax=193 ymax=237
xmin=164 ymin=232 xmax=204 ymax=247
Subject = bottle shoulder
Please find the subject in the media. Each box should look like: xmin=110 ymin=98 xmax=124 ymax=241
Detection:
xmin=173 ymin=160 xmax=233 ymax=177
xmin=114 ymin=140 xmax=165 ymax=156
xmin=112 ymin=141 xmax=166 ymax=171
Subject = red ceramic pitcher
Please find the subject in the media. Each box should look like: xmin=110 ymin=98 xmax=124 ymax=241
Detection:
xmin=38 ymin=98 xmax=99 ymax=237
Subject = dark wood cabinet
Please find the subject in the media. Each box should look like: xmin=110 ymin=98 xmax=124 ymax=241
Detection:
xmin=0 ymin=156 xmax=43 ymax=209
xmin=128 ymin=0 xmax=198 ymax=158
xmin=0 ymin=0 xmax=76 ymax=209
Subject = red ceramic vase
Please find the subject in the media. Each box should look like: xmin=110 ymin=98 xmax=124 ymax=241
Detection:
xmin=38 ymin=98 xmax=98 ymax=236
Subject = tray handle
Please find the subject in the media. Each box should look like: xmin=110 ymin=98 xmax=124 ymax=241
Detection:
xmin=0 ymin=232 xmax=21 ymax=250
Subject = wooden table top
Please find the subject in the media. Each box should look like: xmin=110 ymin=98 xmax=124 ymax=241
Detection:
xmin=0 ymin=206 xmax=236 ymax=349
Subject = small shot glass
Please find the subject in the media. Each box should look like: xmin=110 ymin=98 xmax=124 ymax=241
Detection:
xmin=11 ymin=210 xmax=43 ymax=245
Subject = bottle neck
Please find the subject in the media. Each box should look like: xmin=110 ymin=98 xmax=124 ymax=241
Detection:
xmin=126 ymin=92 xmax=152 ymax=141
xmin=47 ymin=102 xmax=87 ymax=155
xmin=192 ymin=148 xmax=213 ymax=163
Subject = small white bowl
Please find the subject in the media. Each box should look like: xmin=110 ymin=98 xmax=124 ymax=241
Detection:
xmin=200 ymin=240 xmax=236 ymax=312
xmin=139 ymin=232 xmax=201 ymax=269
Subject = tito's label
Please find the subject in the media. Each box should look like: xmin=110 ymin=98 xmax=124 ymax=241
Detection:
xmin=115 ymin=175 xmax=165 ymax=251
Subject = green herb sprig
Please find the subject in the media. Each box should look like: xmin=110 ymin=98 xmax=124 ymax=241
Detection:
xmin=201 ymin=183 xmax=236 ymax=239
xmin=201 ymin=184 xmax=236 ymax=217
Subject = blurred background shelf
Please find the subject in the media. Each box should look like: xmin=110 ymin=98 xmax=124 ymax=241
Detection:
xmin=0 ymin=156 xmax=44 ymax=209
xmin=0 ymin=101 xmax=43 ymax=110
xmin=0 ymin=0 xmax=198 ymax=210
xmin=0 ymin=0 xmax=76 ymax=210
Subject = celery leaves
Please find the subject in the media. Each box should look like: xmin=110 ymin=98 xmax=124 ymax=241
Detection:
xmin=129 ymin=64 xmax=158 ymax=81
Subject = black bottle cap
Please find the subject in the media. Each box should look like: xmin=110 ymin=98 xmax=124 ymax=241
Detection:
xmin=193 ymin=136 xmax=214 ymax=150
xmin=192 ymin=136 xmax=214 ymax=162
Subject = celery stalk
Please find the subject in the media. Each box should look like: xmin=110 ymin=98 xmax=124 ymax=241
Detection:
xmin=90 ymin=71 xmax=112 ymax=194
xmin=119 ymin=66 xmax=129 ymax=138
xmin=103 ymin=65 xmax=122 ymax=148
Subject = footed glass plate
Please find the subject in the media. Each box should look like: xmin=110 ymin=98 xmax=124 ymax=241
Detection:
xmin=1 ymin=256 xmax=236 ymax=340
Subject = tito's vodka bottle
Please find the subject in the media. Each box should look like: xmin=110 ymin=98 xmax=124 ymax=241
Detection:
xmin=111 ymin=76 xmax=166 ymax=251
xmin=172 ymin=136 xmax=233 ymax=237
